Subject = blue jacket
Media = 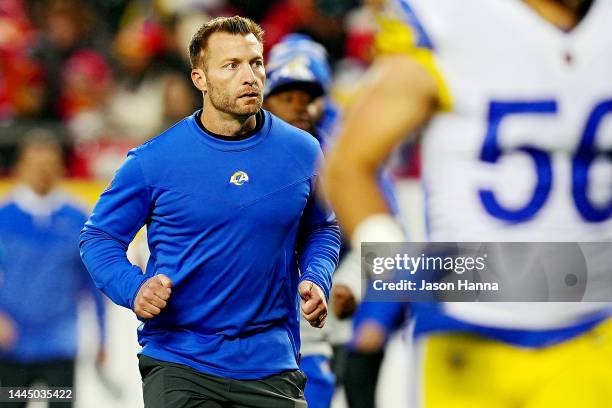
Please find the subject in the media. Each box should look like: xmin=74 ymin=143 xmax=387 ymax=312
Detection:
xmin=0 ymin=186 xmax=106 ymax=363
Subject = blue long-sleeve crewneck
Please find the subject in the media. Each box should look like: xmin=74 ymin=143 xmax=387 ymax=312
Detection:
xmin=80 ymin=110 xmax=340 ymax=379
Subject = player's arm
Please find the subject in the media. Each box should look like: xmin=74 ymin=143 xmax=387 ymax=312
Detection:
xmin=323 ymin=54 xmax=439 ymax=240
xmin=352 ymin=300 xmax=407 ymax=352
xmin=79 ymin=152 xmax=171 ymax=318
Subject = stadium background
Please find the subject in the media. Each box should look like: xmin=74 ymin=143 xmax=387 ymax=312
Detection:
xmin=0 ymin=0 xmax=427 ymax=406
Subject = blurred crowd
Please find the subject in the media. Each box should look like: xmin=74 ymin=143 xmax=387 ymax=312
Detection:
xmin=0 ymin=3 xmax=422 ymax=406
xmin=0 ymin=0 xmax=394 ymax=179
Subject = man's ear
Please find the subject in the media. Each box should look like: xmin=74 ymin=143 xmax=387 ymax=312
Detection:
xmin=191 ymin=68 xmax=207 ymax=93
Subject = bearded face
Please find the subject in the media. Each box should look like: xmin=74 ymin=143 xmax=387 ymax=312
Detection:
xmin=206 ymin=69 xmax=263 ymax=117
xmin=199 ymin=32 xmax=265 ymax=118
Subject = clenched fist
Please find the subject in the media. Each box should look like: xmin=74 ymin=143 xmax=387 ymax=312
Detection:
xmin=299 ymin=280 xmax=328 ymax=328
xmin=134 ymin=274 xmax=173 ymax=319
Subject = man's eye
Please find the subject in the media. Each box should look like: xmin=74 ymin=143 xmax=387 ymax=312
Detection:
xmin=226 ymin=63 xmax=238 ymax=69
xmin=253 ymin=60 xmax=264 ymax=68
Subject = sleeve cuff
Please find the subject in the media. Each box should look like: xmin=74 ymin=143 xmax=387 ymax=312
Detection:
xmin=127 ymin=268 xmax=151 ymax=311
xmin=299 ymin=270 xmax=331 ymax=301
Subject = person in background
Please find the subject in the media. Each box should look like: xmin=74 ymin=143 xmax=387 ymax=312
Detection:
xmin=264 ymin=34 xmax=338 ymax=145
xmin=0 ymin=0 xmax=44 ymax=122
xmin=323 ymin=0 xmax=612 ymax=406
xmin=59 ymin=49 xmax=114 ymax=143
xmin=264 ymin=33 xmax=408 ymax=408
xmin=107 ymin=18 xmax=179 ymax=142
xmin=264 ymin=33 xmax=338 ymax=408
xmin=29 ymin=0 xmax=107 ymax=121
xmin=0 ymin=129 xmax=106 ymax=407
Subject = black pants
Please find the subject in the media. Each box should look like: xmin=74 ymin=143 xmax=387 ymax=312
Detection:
xmin=0 ymin=359 xmax=75 ymax=408
xmin=343 ymin=350 xmax=385 ymax=408
xmin=139 ymin=355 xmax=308 ymax=408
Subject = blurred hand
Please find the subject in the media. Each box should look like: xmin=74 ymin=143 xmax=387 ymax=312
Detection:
xmin=0 ymin=311 xmax=17 ymax=349
xmin=332 ymin=284 xmax=357 ymax=319
xmin=95 ymin=347 xmax=106 ymax=366
xmin=354 ymin=320 xmax=386 ymax=353
xmin=134 ymin=274 xmax=173 ymax=319
xmin=299 ymin=280 xmax=328 ymax=328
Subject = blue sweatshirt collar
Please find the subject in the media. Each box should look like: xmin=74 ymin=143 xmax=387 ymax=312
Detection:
xmin=187 ymin=109 xmax=272 ymax=152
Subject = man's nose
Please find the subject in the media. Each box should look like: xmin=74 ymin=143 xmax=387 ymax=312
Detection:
xmin=240 ymin=65 xmax=257 ymax=85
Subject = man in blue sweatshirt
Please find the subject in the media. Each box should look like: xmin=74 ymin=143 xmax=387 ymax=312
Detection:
xmin=0 ymin=130 xmax=106 ymax=407
xmin=80 ymin=16 xmax=340 ymax=408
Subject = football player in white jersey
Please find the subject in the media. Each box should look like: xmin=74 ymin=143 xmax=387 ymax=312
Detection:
xmin=323 ymin=0 xmax=612 ymax=406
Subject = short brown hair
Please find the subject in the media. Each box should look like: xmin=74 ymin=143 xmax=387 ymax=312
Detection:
xmin=188 ymin=16 xmax=264 ymax=69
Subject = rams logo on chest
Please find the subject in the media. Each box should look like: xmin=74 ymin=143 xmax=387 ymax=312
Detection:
xmin=229 ymin=171 xmax=249 ymax=186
